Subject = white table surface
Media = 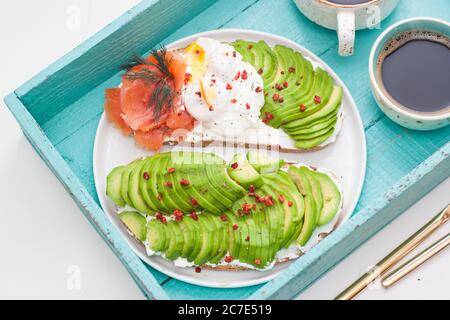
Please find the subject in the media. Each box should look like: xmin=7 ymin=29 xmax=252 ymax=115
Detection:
xmin=0 ymin=0 xmax=448 ymax=300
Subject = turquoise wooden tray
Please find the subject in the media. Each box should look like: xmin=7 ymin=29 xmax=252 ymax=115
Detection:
xmin=4 ymin=0 xmax=450 ymax=299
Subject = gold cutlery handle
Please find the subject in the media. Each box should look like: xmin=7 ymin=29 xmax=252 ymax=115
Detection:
xmin=335 ymin=204 xmax=450 ymax=300
xmin=381 ymin=233 xmax=450 ymax=288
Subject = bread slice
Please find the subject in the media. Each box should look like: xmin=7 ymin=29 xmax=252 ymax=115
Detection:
xmin=136 ymin=164 xmax=344 ymax=272
xmin=163 ymin=108 xmax=344 ymax=154
xmin=113 ymin=161 xmax=344 ymax=272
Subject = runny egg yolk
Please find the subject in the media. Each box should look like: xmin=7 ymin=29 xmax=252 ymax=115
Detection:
xmin=184 ymin=42 xmax=216 ymax=108
xmin=184 ymin=42 xmax=206 ymax=81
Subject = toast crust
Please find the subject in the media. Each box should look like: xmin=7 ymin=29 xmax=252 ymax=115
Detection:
xmin=162 ymin=108 xmax=344 ymax=153
xmin=200 ymin=256 xmax=295 ymax=271
xmin=163 ymin=128 xmax=341 ymax=154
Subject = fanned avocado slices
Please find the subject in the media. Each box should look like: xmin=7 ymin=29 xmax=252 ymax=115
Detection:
xmin=106 ymin=166 xmax=127 ymax=207
xmin=313 ymin=171 xmax=342 ymax=226
xmin=119 ymin=211 xmax=147 ymax=242
xmin=231 ymin=40 xmax=343 ymax=150
xmin=287 ymin=166 xmax=318 ymax=246
xmin=107 ymin=152 xmax=342 ymax=270
xmin=227 ymin=154 xmax=263 ymax=188
xmin=246 ymin=151 xmax=285 ymax=174
xmin=288 ymin=165 xmax=342 ymax=245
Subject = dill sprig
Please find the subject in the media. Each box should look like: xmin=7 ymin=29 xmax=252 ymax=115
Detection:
xmin=121 ymin=46 xmax=173 ymax=79
xmin=120 ymin=55 xmax=150 ymax=71
xmin=151 ymin=82 xmax=175 ymax=119
xmin=121 ymin=46 xmax=177 ymax=120
xmin=124 ymin=69 xmax=161 ymax=83
xmin=148 ymin=47 xmax=173 ymax=79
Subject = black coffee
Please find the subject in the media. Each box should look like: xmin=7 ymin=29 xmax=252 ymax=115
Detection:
xmin=378 ymin=30 xmax=450 ymax=114
xmin=326 ymin=0 xmax=372 ymax=5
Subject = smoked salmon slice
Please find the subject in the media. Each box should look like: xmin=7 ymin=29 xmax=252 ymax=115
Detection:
xmin=104 ymin=88 xmax=132 ymax=135
xmin=104 ymin=48 xmax=195 ymax=152
xmin=167 ymin=51 xmax=187 ymax=92
xmin=120 ymin=51 xmax=187 ymax=132
xmin=135 ymin=128 xmax=170 ymax=152
xmin=166 ymin=110 xmax=195 ymax=131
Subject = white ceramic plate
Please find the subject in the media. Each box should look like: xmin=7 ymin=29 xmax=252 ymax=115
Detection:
xmin=93 ymin=29 xmax=367 ymax=288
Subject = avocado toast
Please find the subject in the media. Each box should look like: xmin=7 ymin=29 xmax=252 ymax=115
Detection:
xmin=106 ymin=151 xmax=343 ymax=271
xmin=232 ymin=40 xmax=344 ymax=151
xmin=105 ymin=37 xmax=344 ymax=153
xmin=165 ymin=40 xmax=344 ymax=153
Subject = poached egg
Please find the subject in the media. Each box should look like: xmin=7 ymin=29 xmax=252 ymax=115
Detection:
xmin=181 ymin=37 xmax=265 ymax=137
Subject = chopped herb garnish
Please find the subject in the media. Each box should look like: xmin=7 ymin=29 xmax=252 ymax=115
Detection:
xmin=121 ymin=46 xmax=176 ymax=120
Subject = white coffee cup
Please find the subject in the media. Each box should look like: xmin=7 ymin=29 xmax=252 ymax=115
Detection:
xmin=293 ymin=0 xmax=400 ymax=56
xmin=369 ymin=17 xmax=450 ymax=131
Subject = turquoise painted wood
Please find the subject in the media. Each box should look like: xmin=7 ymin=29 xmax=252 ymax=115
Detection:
xmin=4 ymin=0 xmax=450 ymax=299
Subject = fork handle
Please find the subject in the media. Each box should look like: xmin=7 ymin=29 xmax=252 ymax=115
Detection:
xmin=381 ymin=233 xmax=450 ymax=288
xmin=335 ymin=205 xmax=450 ymax=300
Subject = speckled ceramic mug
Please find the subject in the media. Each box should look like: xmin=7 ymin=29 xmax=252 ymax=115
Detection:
xmin=369 ymin=17 xmax=450 ymax=131
xmin=294 ymin=0 xmax=400 ymax=56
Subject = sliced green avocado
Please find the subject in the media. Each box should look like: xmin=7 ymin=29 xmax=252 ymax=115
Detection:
xmin=120 ymin=161 xmax=138 ymax=207
xmin=259 ymin=183 xmax=285 ymax=258
xmin=146 ymin=155 xmax=171 ymax=214
xmin=290 ymin=118 xmax=337 ymax=140
xmin=179 ymin=217 xmax=196 ymax=258
xmin=119 ymin=211 xmax=147 ymax=241
xmin=246 ymin=151 xmax=285 ymax=174
xmin=154 ymin=152 xmax=231 ymax=213
xmin=106 ymin=166 xmax=126 ymax=207
xmin=313 ymin=171 xmax=342 ymax=226
xmin=237 ymin=217 xmax=250 ymax=264
xmin=225 ymin=212 xmax=241 ymax=260
xmin=193 ymin=213 xmax=216 ymax=265
xmin=158 ymin=156 xmax=192 ymax=213
xmin=260 ymin=45 xmax=305 ymax=117
xmin=287 ymin=166 xmax=317 ymax=246
xmin=300 ymin=167 xmax=323 ymax=225
xmin=283 ymin=86 xmax=343 ymax=130
xmin=232 ymin=40 xmax=342 ymax=151
xmin=233 ymin=40 xmax=255 ymax=65
xmin=152 ymin=157 xmax=180 ymax=213
xmin=166 ymin=152 xmax=223 ymax=214
xmin=139 ymin=156 xmax=163 ymax=212
xmin=296 ymin=193 xmax=316 ymax=246
xmin=164 ymin=221 xmax=184 ymax=261
xmin=128 ymin=160 xmax=152 ymax=214
xmin=274 ymin=69 xmax=334 ymax=128
xmin=206 ymin=214 xmax=221 ymax=262
xmin=186 ymin=163 xmax=234 ymax=211
xmin=272 ymin=172 xmax=305 ymax=241
xmin=253 ymin=211 xmax=270 ymax=268
xmin=187 ymin=214 xmax=203 ymax=262
xmin=263 ymin=173 xmax=305 ymax=248
xmin=263 ymin=46 xmax=309 ymax=109
xmin=259 ymin=221 xmax=271 ymax=268
xmin=209 ymin=215 xmax=228 ymax=264
xmin=244 ymin=214 xmax=259 ymax=266
xmin=257 ymin=40 xmax=278 ymax=86
xmin=284 ymin=109 xmax=337 ymax=134
xmin=147 ymin=219 xmax=168 ymax=252
xmin=174 ymin=163 xmax=223 ymax=214
xmin=174 ymin=152 xmax=230 ymax=213
xmin=190 ymin=159 xmax=237 ymax=210
xmin=294 ymin=127 xmax=335 ymax=149
xmin=203 ymin=153 xmax=246 ymax=201
xmin=228 ymin=154 xmax=263 ymax=188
